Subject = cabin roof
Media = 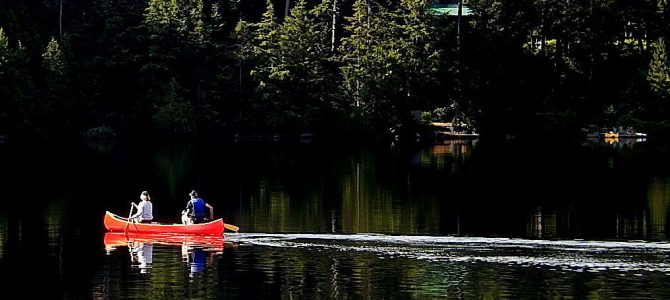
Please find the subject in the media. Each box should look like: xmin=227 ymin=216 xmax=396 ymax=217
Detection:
xmin=429 ymin=4 xmax=472 ymax=16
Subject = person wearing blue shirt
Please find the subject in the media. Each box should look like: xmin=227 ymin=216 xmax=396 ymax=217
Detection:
xmin=181 ymin=190 xmax=214 ymax=224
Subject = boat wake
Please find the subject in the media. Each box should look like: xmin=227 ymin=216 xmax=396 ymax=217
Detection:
xmin=227 ymin=233 xmax=670 ymax=273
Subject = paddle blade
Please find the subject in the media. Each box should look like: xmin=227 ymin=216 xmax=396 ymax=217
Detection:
xmin=224 ymin=223 xmax=239 ymax=232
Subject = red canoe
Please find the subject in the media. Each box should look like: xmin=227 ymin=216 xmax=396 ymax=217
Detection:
xmin=104 ymin=211 xmax=224 ymax=236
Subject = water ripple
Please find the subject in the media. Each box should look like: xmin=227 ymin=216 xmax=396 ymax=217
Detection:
xmin=226 ymin=233 xmax=670 ymax=272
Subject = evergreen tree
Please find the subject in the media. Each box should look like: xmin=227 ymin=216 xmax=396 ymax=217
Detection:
xmin=396 ymin=0 xmax=440 ymax=116
xmin=245 ymin=0 xmax=280 ymax=88
xmin=152 ymin=78 xmax=196 ymax=136
xmin=0 ymin=27 xmax=35 ymax=134
xmin=272 ymin=0 xmax=333 ymax=131
xmin=145 ymin=0 xmax=179 ymax=33
xmin=0 ymin=28 xmax=11 ymax=131
xmin=43 ymin=37 xmax=68 ymax=76
xmin=648 ymin=38 xmax=670 ymax=106
xmin=340 ymin=0 xmax=438 ymax=134
xmin=241 ymin=0 xmax=282 ymax=130
xmin=0 ymin=27 xmax=8 ymax=66
xmin=42 ymin=36 xmax=75 ymax=135
xmin=339 ymin=0 xmax=379 ymax=129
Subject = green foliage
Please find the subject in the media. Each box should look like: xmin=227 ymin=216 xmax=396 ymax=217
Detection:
xmin=145 ymin=0 xmax=179 ymax=33
xmin=243 ymin=0 xmax=279 ymax=90
xmin=242 ymin=0 xmax=336 ymax=132
xmin=340 ymin=0 xmax=439 ymax=133
xmin=0 ymin=28 xmax=8 ymax=63
xmin=648 ymin=38 xmax=670 ymax=99
xmin=152 ymin=78 xmax=196 ymax=136
xmin=42 ymin=37 xmax=71 ymax=103
xmin=43 ymin=37 xmax=67 ymax=75
xmin=41 ymin=36 xmax=76 ymax=135
xmin=1 ymin=0 xmax=670 ymax=140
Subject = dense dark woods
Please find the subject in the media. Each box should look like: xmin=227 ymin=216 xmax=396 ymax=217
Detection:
xmin=0 ymin=0 xmax=669 ymax=142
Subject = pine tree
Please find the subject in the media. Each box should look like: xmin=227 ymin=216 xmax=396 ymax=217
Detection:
xmin=145 ymin=0 xmax=178 ymax=33
xmin=340 ymin=0 xmax=374 ymax=114
xmin=0 ymin=28 xmax=11 ymax=130
xmin=184 ymin=0 xmax=206 ymax=43
xmin=274 ymin=0 xmax=332 ymax=126
xmin=337 ymin=0 xmax=439 ymax=134
xmin=146 ymin=0 xmax=206 ymax=43
xmin=43 ymin=37 xmax=68 ymax=75
xmin=0 ymin=27 xmax=35 ymax=134
xmin=152 ymin=78 xmax=196 ymax=136
xmin=339 ymin=0 xmax=409 ymax=132
xmin=42 ymin=36 xmax=75 ymax=135
xmin=240 ymin=0 xmax=281 ymax=129
xmin=246 ymin=0 xmax=280 ymax=87
xmin=648 ymin=38 xmax=670 ymax=99
xmin=396 ymin=0 xmax=439 ymax=109
xmin=42 ymin=37 xmax=71 ymax=108
xmin=0 ymin=28 xmax=8 ymax=68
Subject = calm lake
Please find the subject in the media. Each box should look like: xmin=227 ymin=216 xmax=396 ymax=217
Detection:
xmin=0 ymin=138 xmax=669 ymax=299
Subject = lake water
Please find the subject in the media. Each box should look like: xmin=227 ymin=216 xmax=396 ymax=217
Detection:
xmin=0 ymin=139 xmax=669 ymax=299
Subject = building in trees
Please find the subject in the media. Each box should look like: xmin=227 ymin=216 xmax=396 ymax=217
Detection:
xmin=429 ymin=0 xmax=471 ymax=16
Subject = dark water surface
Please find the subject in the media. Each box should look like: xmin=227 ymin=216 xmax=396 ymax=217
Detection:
xmin=0 ymin=139 xmax=669 ymax=299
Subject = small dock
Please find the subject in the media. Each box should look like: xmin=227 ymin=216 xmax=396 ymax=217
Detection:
xmin=430 ymin=122 xmax=479 ymax=139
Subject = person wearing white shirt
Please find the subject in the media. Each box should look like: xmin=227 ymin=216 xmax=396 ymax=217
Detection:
xmin=130 ymin=191 xmax=153 ymax=223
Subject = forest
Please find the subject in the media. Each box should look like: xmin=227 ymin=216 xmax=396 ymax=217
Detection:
xmin=1 ymin=0 xmax=669 ymax=141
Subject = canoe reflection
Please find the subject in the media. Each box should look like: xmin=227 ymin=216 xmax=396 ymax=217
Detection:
xmin=104 ymin=232 xmax=225 ymax=275
xmin=182 ymin=245 xmax=211 ymax=277
xmin=130 ymin=242 xmax=153 ymax=273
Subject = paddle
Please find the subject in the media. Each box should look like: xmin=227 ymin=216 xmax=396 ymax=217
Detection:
xmin=125 ymin=203 xmax=135 ymax=233
xmin=224 ymin=223 xmax=239 ymax=233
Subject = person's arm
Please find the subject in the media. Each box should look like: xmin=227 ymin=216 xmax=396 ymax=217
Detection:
xmin=130 ymin=202 xmax=143 ymax=219
xmin=185 ymin=200 xmax=193 ymax=216
xmin=206 ymin=203 xmax=213 ymax=220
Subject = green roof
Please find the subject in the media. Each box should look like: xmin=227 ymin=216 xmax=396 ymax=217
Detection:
xmin=429 ymin=5 xmax=472 ymax=16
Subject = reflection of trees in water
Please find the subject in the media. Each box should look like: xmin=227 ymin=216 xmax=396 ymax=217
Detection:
xmin=0 ymin=215 xmax=5 ymax=259
xmin=340 ymin=151 xmax=440 ymax=234
xmin=45 ymin=196 xmax=66 ymax=257
xmin=236 ymin=148 xmax=441 ymax=234
xmin=154 ymin=145 xmax=195 ymax=204
xmin=525 ymin=177 xmax=670 ymax=241
xmin=241 ymin=177 xmax=330 ymax=232
xmin=602 ymin=177 xmax=670 ymax=241
xmin=648 ymin=178 xmax=670 ymax=241
xmin=527 ymin=206 xmax=558 ymax=239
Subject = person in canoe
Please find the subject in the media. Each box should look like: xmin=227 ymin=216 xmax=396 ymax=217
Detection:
xmin=181 ymin=190 xmax=214 ymax=225
xmin=129 ymin=191 xmax=153 ymax=223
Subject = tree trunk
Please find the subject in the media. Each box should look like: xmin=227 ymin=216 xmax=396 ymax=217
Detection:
xmin=331 ymin=0 xmax=338 ymax=52
xmin=59 ymin=0 xmax=63 ymax=40
xmin=457 ymin=0 xmax=462 ymax=53
xmin=285 ymin=0 xmax=290 ymax=17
